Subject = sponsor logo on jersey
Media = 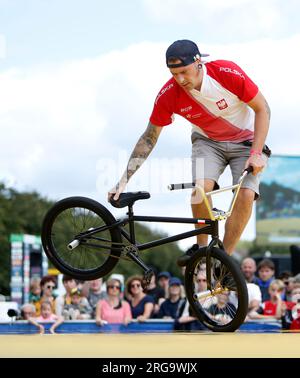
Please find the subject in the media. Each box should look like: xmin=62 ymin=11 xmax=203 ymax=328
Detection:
xmin=180 ymin=106 xmax=193 ymax=113
xmin=219 ymin=67 xmax=245 ymax=80
xmin=186 ymin=113 xmax=202 ymax=119
xmin=155 ymin=83 xmax=174 ymax=104
xmin=216 ymin=99 xmax=228 ymax=110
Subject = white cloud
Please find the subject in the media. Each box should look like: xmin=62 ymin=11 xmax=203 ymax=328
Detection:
xmin=1 ymin=35 xmax=300 ymax=242
xmin=143 ymin=0 xmax=289 ymax=40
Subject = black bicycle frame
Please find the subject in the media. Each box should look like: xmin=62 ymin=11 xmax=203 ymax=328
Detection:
xmin=77 ymin=207 xmax=220 ymax=249
xmin=75 ymin=204 xmax=224 ymax=290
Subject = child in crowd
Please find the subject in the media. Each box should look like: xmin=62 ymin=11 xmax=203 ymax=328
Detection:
xmin=249 ymin=279 xmax=287 ymax=320
xmin=281 ymin=285 xmax=300 ymax=330
xmin=62 ymin=287 xmax=93 ymax=320
xmin=28 ymin=277 xmax=41 ymax=304
xmin=256 ymin=259 xmax=275 ymax=302
xmin=28 ymin=300 xmax=63 ymax=334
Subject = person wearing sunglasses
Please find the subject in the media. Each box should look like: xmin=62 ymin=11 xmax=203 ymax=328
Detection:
xmin=125 ymin=276 xmax=154 ymax=322
xmin=32 ymin=275 xmax=57 ymax=316
xmin=95 ymin=279 xmax=132 ymax=326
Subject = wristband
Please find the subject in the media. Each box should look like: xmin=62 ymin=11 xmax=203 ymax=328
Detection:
xmin=250 ymin=149 xmax=262 ymax=156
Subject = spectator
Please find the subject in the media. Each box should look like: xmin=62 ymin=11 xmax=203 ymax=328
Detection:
xmin=256 ymin=259 xmax=275 ymax=302
xmin=62 ymin=287 xmax=93 ymax=320
xmin=55 ymin=275 xmax=77 ymax=316
xmin=75 ymin=280 xmax=90 ymax=298
xmin=290 ymin=309 xmax=300 ymax=330
xmin=87 ymin=278 xmax=106 ymax=317
xmin=126 ymin=275 xmax=154 ymax=322
xmin=33 ymin=275 xmax=57 ymax=316
xmin=144 ymin=273 xmax=165 ymax=316
xmin=281 ymin=286 xmax=300 ymax=330
xmin=95 ymin=278 xmax=131 ymax=326
xmin=250 ymin=279 xmax=286 ymax=320
xmin=20 ymin=303 xmax=36 ymax=320
xmin=207 ymin=292 xmax=237 ymax=324
xmin=157 ymin=277 xmax=184 ymax=319
xmin=174 ymin=271 xmax=209 ymax=331
xmin=28 ymin=300 xmax=63 ymax=334
xmin=241 ymin=257 xmax=258 ymax=284
xmin=28 ymin=277 xmax=41 ymax=304
xmin=246 ymin=283 xmax=262 ymax=313
xmin=157 ymin=271 xmax=171 ymax=297
xmin=278 ymin=271 xmax=293 ymax=301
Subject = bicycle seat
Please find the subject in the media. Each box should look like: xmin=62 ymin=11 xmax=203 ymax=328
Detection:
xmin=109 ymin=191 xmax=150 ymax=208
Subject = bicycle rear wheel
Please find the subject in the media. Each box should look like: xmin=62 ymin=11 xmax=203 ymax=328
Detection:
xmin=185 ymin=247 xmax=248 ymax=332
xmin=42 ymin=196 xmax=122 ymax=280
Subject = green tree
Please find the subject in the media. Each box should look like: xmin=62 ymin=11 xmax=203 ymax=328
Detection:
xmin=0 ymin=183 xmax=54 ymax=295
xmin=0 ymin=182 xmax=184 ymax=295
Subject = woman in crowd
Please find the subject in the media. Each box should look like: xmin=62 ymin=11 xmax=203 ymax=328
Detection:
xmin=125 ymin=275 xmax=154 ymax=322
xmin=96 ymin=278 xmax=132 ymax=326
xmin=32 ymin=275 xmax=57 ymax=316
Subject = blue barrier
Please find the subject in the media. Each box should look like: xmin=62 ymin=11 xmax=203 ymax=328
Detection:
xmin=0 ymin=319 xmax=281 ymax=334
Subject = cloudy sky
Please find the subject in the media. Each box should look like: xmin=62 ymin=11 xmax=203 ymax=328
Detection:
xmin=1 ymin=0 xmax=299 ymax=248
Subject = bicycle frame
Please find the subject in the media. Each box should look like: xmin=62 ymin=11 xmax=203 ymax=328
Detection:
xmin=69 ymin=168 xmax=251 ymax=288
xmin=74 ymin=169 xmax=250 ymax=247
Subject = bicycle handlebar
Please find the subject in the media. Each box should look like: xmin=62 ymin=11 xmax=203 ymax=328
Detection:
xmin=168 ymin=166 xmax=254 ymax=191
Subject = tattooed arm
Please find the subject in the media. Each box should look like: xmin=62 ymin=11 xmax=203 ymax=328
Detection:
xmin=108 ymin=122 xmax=162 ymax=200
xmin=245 ymin=91 xmax=271 ymax=175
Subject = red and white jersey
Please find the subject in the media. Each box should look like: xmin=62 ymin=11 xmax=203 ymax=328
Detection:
xmin=150 ymin=60 xmax=259 ymax=142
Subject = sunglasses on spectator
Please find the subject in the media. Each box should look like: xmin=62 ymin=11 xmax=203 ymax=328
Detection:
xmin=46 ymin=285 xmax=55 ymax=289
xmin=131 ymin=283 xmax=141 ymax=288
xmin=107 ymin=285 xmax=121 ymax=290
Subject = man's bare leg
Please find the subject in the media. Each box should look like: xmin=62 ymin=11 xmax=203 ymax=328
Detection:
xmin=191 ymin=179 xmax=215 ymax=246
xmin=223 ymin=188 xmax=255 ymax=255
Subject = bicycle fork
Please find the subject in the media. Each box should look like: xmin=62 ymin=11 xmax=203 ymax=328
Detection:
xmin=205 ymin=236 xmax=224 ymax=291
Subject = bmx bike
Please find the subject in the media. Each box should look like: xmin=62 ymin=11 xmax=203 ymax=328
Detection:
xmin=41 ymin=168 xmax=252 ymax=332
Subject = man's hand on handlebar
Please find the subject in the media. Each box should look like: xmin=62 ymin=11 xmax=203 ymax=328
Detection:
xmin=244 ymin=154 xmax=266 ymax=176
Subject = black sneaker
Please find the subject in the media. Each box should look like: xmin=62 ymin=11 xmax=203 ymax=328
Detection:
xmin=177 ymin=244 xmax=199 ymax=267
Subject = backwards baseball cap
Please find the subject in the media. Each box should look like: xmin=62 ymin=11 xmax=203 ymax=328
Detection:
xmin=166 ymin=39 xmax=209 ymax=68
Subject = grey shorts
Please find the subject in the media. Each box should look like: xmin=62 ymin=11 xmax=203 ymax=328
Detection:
xmin=191 ymin=133 xmax=269 ymax=199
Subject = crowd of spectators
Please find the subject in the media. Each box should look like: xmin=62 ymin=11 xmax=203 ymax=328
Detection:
xmin=3 ymin=256 xmax=300 ymax=333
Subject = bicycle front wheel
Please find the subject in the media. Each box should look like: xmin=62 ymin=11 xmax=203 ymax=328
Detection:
xmin=185 ymin=247 xmax=248 ymax=332
xmin=42 ymin=196 xmax=122 ymax=280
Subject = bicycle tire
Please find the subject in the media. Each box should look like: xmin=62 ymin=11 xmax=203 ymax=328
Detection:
xmin=42 ymin=196 xmax=122 ymax=280
xmin=185 ymin=247 xmax=248 ymax=332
